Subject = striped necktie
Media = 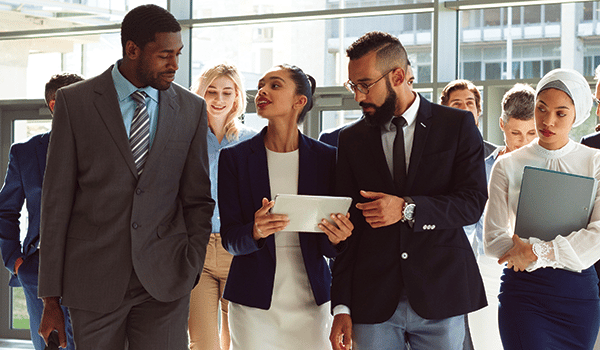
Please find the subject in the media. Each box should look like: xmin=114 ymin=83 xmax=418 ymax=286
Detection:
xmin=130 ymin=90 xmax=150 ymax=175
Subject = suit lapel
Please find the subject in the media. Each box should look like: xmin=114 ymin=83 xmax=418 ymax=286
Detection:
xmin=362 ymin=122 xmax=395 ymax=190
xmin=247 ymin=129 xmax=275 ymax=260
xmin=36 ymin=132 xmax=49 ymax=176
xmin=93 ymin=67 xmax=138 ymax=178
xmin=143 ymin=87 xmax=179 ymax=175
xmin=406 ymin=95 xmax=432 ymax=191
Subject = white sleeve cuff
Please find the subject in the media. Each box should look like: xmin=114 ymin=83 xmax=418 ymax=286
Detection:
xmin=333 ymin=305 xmax=351 ymax=317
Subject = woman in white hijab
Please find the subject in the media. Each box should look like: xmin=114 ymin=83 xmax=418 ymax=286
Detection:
xmin=484 ymin=68 xmax=600 ymax=350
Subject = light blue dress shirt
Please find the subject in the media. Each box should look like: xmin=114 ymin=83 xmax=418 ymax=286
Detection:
xmin=209 ymin=125 xmax=256 ymax=232
xmin=111 ymin=60 xmax=159 ymax=147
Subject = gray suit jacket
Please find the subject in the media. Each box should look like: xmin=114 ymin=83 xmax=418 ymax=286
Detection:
xmin=38 ymin=66 xmax=214 ymax=313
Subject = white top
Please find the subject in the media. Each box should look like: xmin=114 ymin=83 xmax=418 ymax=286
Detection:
xmin=267 ymin=148 xmax=300 ymax=246
xmin=484 ymin=139 xmax=600 ymax=272
xmin=228 ymin=147 xmax=332 ymax=350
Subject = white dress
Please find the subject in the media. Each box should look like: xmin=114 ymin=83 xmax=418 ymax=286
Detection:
xmin=229 ymin=148 xmax=332 ymax=350
xmin=484 ymin=139 xmax=600 ymax=272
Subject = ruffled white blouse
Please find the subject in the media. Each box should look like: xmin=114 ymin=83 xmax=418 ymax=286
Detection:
xmin=484 ymin=139 xmax=600 ymax=272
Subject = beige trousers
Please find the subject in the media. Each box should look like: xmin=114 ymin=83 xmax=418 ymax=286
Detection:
xmin=189 ymin=233 xmax=233 ymax=350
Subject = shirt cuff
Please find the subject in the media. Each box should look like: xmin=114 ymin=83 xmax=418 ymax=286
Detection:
xmin=333 ymin=304 xmax=351 ymax=316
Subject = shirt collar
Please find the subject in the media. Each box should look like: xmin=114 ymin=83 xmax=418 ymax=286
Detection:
xmin=111 ymin=60 xmax=159 ymax=104
xmin=383 ymin=92 xmax=420 ymax=131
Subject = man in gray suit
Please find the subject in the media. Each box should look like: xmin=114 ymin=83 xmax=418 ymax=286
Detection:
xmin=37 ymin=5 xmax=214 ymax=349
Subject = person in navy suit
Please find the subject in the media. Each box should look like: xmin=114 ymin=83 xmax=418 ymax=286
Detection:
xmin=329 ymin=31 xmax=487 ymax=350
xmin=580 ymin=65 xmax=600 ymax=296
xmin=0 ymin=73 xmax=83 ymax=350
xmin=218 ymin=64 xmax=353 ymax=349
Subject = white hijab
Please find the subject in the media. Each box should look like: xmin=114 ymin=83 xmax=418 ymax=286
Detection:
xmin=535 ymin=68 xmax=592 ymax=128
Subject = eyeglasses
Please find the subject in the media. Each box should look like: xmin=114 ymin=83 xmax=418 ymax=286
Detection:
xmin=593 ymin=96 xmax=600 ymax=107
xmin=344 ymin=68 xmax=397 ymax=95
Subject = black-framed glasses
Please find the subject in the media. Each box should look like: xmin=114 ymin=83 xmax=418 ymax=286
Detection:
xmin=344 ymin=68 xmax=397 ymax=95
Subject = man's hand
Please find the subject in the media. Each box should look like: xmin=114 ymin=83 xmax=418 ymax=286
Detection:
xmin=39 ymin=297 xmax=67 ymax=348
xmin=498 ymin=234 xmax=537 ymax=271
xmin=14 ymin=257 xmax=23 ymax=276
xmin=330 ymin=314 xmax=353 ymax=350
xmin=355 ymin=190 xmax=404 ymax=228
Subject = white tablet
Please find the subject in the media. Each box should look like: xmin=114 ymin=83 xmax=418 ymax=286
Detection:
xmin=271 ymin=194 xmax=353 ymax=232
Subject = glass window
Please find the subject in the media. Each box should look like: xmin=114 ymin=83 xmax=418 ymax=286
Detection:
xmin=511 ymin=7 xmax=521 ymax=25
xmin=523 ymin=5 xmax=541 ymax=25
xmin=191 ymin=14 xmax=432 ymax=90
xmin=584 ymin=2 xmax=594 ymax=21
xmin=463 ymin=62 xmax=481 ymax=81
xmin=416 ymin=13 xmax=432 ymax=31
xmin=485 ymin=63 xmax=501 ymax=80
xmin=542 ymin=59 xmax=560 ymax=76
xmin=194 ymin=0 xmax=427 ymax=18
xmin=459 ymin=6 xmax=566 ymax=82
xmin=417 ymin=65 xmax=431 ymax=83
xmin=544 ymin=4 xmax=561 ymax=23
xmin=320 ymin=110 xmax=362 ymax=132
xmin=523 ymin=60 xmax=541 ymax=78
xmin=484 ymin=8 xmax=501 ymax=27
xmin=0 ymin=33 xmax=122 ymax=100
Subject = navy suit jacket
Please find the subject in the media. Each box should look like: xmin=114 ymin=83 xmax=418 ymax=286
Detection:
xmin=0 ymin=132 xmax=49 ymax=287
xmin=581 ymin=132 xmax=600 ymax=288
xmin=318 ymin=119 xmax=361 ymax=148
xmin=332 ymin=95 xmax=487 ymax=323
xmin=218 ymin=128 xmax=339 ymax=309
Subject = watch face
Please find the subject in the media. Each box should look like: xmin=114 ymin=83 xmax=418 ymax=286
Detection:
xmin=404 ymin=204 xmax=415 ymax=220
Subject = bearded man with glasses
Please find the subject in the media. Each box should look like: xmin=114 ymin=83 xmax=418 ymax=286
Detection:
xmin=329 ymin=31 xmax=488 ymax=350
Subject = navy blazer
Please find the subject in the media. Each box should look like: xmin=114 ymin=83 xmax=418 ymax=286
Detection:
xmin=0 ymin=132 xmax=49 ymax=287
xmin=218 ymin=127 xmax=339 ymax=309
xmin=332 ymin=95 xmax=487 ymax=323
xmin=581 ymin=132 xmax=600 ymax=291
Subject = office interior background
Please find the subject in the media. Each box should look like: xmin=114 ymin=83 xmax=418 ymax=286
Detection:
xmin=1 ymin=0 xmax=600 ymax=342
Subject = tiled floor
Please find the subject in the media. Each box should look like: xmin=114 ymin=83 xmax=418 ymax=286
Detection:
xmin=0 ymin=339 xmax=34 ymax=350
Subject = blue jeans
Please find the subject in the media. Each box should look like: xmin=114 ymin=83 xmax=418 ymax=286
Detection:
xmin=17 ymin=252 xmax=75 ymax=350
xmin=353 ymin=295 xmax=466 ymax=350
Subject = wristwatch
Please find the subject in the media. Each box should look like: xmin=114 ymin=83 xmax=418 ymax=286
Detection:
xmin=401 ymin=197 xmax=416 ymax=224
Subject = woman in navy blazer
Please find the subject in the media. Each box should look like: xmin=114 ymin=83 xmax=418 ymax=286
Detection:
xmin=218 ymin=65 xmax=353 ymax=349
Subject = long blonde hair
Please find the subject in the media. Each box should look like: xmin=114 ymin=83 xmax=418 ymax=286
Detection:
xmin=191 ymin=63 xmax=247 ymax=141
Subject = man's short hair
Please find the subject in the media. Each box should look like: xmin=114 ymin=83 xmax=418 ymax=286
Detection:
xmin=120 ymin=4 xmax=181 ymax=57
xmin=439 ymin=79 xmax=482 ymax=116
xmin=45 ymin=73 xmax=84 ymax=105
xmin=346 ymin=31 xmax=409 ymax=73
xmin=501 ymin=83 xmax=535 ymax=123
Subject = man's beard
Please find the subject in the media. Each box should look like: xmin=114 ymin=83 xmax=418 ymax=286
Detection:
xmin=362 ymin=80 xmax=397 ymax=127
xmin=136 ymin=57 xmax=175 ymax=91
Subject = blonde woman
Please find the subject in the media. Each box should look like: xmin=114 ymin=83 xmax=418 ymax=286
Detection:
xmin=189 ymin=63 xmax=256 ymax=350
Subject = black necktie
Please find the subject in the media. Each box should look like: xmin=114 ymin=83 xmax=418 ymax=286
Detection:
xmin=392 ymin=117 xmax=407 ymax=192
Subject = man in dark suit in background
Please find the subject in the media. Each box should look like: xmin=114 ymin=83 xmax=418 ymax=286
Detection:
xmin=440 ymin=79 xmax=497 ymax=158
xmin=581 ymin=65 xmax=600 ymax=303
xmin=329 ymin=31 xmax=487 ymax=350
xmin=37 ymin=5 xmax=214 ymax=349
xmin=0 ymin=73 xmax=83 ymax=350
